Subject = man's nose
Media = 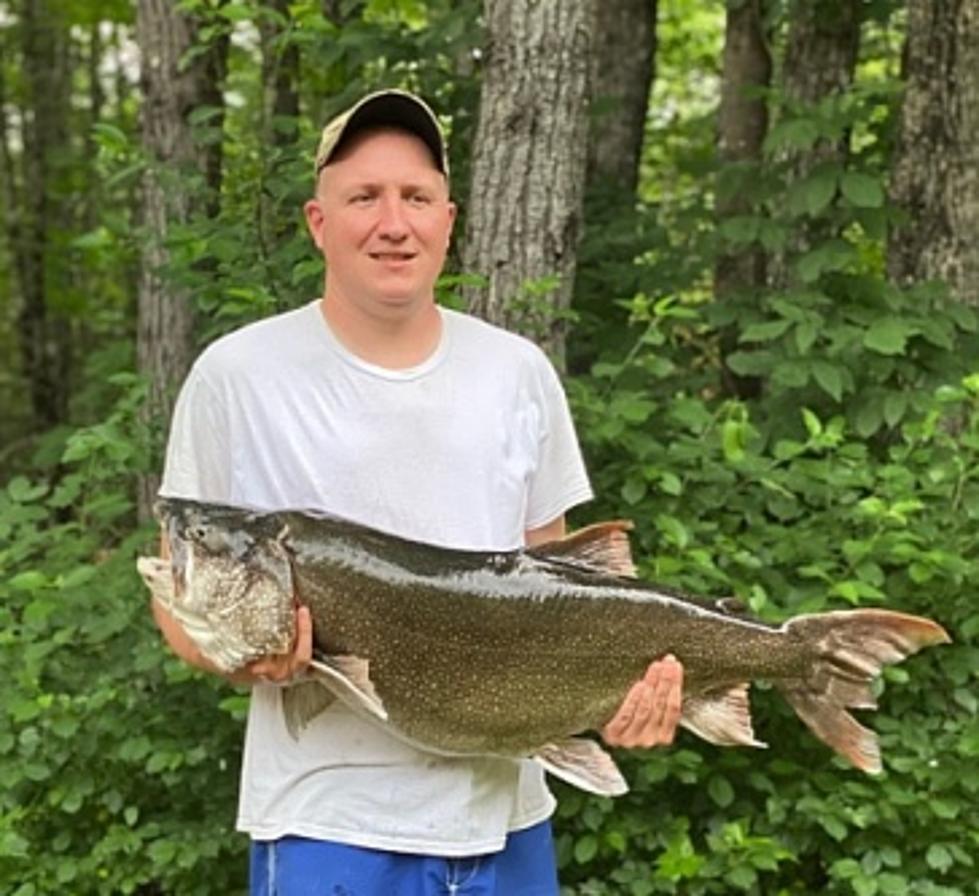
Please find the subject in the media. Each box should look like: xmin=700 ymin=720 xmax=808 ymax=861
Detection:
xmin=376 ymin=195 xmax=408 ymax=240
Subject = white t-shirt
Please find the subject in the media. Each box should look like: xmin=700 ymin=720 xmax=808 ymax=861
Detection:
xmin=160 ymin=300 xmax=593 ymax=856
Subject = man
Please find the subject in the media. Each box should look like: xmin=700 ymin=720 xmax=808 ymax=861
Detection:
xmin=152 ymin=90 xmax=684 ymax=895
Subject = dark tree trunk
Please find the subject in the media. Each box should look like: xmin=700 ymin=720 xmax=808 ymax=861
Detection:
xmin=715 ymin=0 xmax=772 ymax=398
xmin=462 ymin=0 xmax=597 ymax=367
xmin=136 ymin=0 xmax=228 ymax=519
xmin=770 ymin=0 xmax=862 ymax=287
xmin=15 ymin=0 xmax=72 ymax=430
xmin=887 ymin=0 xmax=979 ymax=305
xmin=261 ymin=0 xmax=300 ymax=144
xmin=587 ymin=0 xmax=656 ymax=195
xmin=258 ymin=0 xmax=301 ymax=256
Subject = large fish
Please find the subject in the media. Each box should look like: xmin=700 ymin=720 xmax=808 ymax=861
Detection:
xmin=138 ymin=497 xmax=950 ymax=796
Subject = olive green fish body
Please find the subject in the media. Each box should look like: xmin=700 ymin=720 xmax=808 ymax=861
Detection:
xmin=139 ymin=498 xmax=950 ymax=794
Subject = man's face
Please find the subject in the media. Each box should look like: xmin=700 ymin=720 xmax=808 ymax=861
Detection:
xmin=304 ymin=128 xmax=456 ymax=319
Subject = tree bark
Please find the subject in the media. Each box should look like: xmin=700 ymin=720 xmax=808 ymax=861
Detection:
xmin=258 ymin=0 xmax=300 ymax=255
xmin=770 ymin=0 xmax=862 ymax=287
xmin=14 ymin=0 xmax=72 ymax=430
xmin=462 ymin=0 xmax=597 ymax=367
xmin=887 ymin=0 xmax=979 ymax=306
xmin=587 ymin=0 xmax=656 ymax=195
xmin=136 ymin=0 xmax=227 ymax=519
xmin=715 ymin=0 xmax=772 ymax=398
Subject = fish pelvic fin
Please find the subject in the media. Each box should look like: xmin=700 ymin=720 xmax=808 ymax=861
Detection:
xmin=308 ymin=654 xmax=388 ymax=723
xmin=680 ymin=684 xmax=767 ymax=749
xmin=529 ymin=520 xmax=637 ymax=577
xmin=281 ymin=680 xmax=337 ymax=739
xmin=778 ymin=609 xmax=951 ymax=774
xmin=534 ymin=738 xmax=629 ymax=797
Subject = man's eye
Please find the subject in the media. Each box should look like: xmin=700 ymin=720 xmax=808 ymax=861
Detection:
xmin=408 ymin=194 xmax=431 ymax=206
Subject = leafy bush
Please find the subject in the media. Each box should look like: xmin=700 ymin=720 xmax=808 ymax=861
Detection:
xmin=557 ymin=303 xmax=979 ymax=895
xmin=0 ymin=379 xmax=247 ymax=895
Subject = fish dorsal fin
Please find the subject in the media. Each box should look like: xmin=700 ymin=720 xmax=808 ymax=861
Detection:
xmin=715 ymin=597 xmax=747 ymax=615
xmin=529 ymin=520 xmax=637 ymax=577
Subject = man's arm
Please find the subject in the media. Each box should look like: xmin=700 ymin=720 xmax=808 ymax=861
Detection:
xmin=526 ymin=515 xmax=685 ymax=750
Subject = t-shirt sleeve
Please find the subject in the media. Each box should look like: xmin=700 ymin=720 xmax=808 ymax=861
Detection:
xmin=159 ymin=364 xmax=233 ymax=503
xmin=524 ymin=354 xmax=593 ymax=530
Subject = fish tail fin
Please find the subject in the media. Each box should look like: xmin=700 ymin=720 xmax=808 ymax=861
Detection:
xmin=778 ymin=609 xmax=950 ymax=773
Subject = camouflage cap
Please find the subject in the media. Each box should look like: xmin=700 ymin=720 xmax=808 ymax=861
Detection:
xmin=313 ymin=89 xmax=449 ymax=180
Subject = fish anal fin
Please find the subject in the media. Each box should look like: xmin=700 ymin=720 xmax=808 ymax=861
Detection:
xmin=530 ymin=520 xmax=637 ymax=578
xmin=281 ymin=679 xmax=336 ymax=739
xmin=309 ymin=654 xmax=388 ymax=722
xmin=534 ymin=737 xmax=629 ymax=797
xmin=681 ymin=684 xmax=767 ymax=749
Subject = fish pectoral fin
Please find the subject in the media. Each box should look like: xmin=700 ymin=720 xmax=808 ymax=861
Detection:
xmin=680 ymin=684 xmax=768 ymax=749
xmin=534 ymin=738 xmax=629 ymax=797
xmin=529 ymin=520 xmax=637 ymax=578
xmin=308 ymin=654 xmax=388 ymax=722
xmin=281 ymin=679 xmax=337 ymax=739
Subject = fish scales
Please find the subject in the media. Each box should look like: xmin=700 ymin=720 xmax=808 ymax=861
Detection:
xmin=139 ymin=498 xmax=951 ymax=795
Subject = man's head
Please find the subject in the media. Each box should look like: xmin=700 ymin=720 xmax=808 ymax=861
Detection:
xmin=304 ymin=91 xmax=456 ymax=320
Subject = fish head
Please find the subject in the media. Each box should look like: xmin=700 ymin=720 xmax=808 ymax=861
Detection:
xmin=156 ymin=498 xmax=296 ymax=672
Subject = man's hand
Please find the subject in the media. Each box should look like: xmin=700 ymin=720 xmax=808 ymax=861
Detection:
xmin=238 ymin=606 xmax=314 ymax=685
xmin=602 ymin=655 xmax=684 ymax=748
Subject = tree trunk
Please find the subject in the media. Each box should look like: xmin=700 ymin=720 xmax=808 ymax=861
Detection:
xmin=260 ymin=0 xmax=300 ymax=145
xmin=715 ymin=0 xmax=772 ymax=398
xmin=462 ymin=0 xmax=597 ymax=367
xmin=15 ymin=0 xmax=72 ymax=430
xmin=887 ymin=0 xmax=979 ymax=306
xmin=587 ymin=0 xmax=656 ymax=195
xmin=136 ymin=0 xmax=226 ymax=519
xmin=770 ymin=0 xmax=862 ymax=287
xmin=258 ymin=0 xmax=301 ymax=256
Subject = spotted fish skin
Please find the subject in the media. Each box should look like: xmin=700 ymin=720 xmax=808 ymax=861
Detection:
xmin=142 ymin=497 xmax=951 ymax=792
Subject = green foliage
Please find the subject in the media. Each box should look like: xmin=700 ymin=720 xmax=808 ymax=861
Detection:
xmin=560 ymin=299 xmax=979 ymax=894
xmin=4 ymin=0 xmax=978 ymax=893
xmin=0 ymin=376 xmax=247 ymax=894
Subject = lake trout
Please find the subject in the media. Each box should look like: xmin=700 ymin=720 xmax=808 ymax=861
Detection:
xmin=138 ymin=497 xmax=950 ymax=795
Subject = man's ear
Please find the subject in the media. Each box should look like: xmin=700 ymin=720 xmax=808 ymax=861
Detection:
xmin=303 ymin=198 xmax=325 ymax=251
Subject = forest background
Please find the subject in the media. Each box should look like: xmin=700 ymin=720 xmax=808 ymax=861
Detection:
xmin=1 ymin=0 xmax=978 ymax=893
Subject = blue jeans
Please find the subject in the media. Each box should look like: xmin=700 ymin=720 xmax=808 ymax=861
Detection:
xmin=249 ymin=820 xmax=559 ymax=896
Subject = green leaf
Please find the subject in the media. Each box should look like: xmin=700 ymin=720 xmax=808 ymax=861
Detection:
xmin=853 ymin=876 xmax=879 ymax=896
xmin=10 ymin=571 xmax=49 ymax=592
xmin=726 ymin=350 xmax=774 ymax=377
xmin=926 ymin=844 xmax=954 ymax=873
xmin=740 ymin=319 xmax=792 ymax=342
xmin=574 ymin=834 xmax=598 ymax=864
xmin=812 ymin=361 xmax=844 ymax=401
xmin=802 ymin=408 xmax=823 ymax=438
xmin=722 ymin=419 xmax=746 ymax=463
xmin=864 ymin=317 xmax=912 ymax=355
xmin=840 ymin=171 xmax=884 ymax=208
xmin=804 ymin=167 xmax=839 ymax=216
xmin=794 ymin=321 xmax=818 ymax=353
xmin=707 ymin=775 xmax=735 ymax=808
xmin=883 ymin=392 xmax=908 ymax=428
xmin=621 ymin=476 xmax=647 ymax=505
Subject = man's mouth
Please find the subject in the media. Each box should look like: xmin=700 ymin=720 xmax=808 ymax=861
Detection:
xmin=369 ymin=251 xmax=415 ymax=262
